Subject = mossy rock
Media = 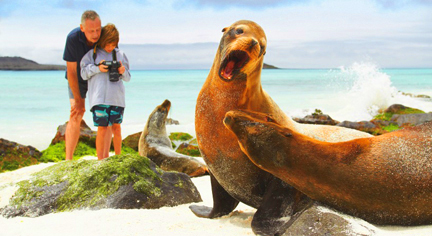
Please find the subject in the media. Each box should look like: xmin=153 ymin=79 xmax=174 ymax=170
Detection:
xmin=50 ymin=120 xmax=97 ymax=148
xmin=169 ymin=132 xmax=193 ymax=141
xmin=122 ymin=132 xmax=141 ymax=152
xmin=374 ymin=104 xmax=425 ymax=121
xmin=0 ymin=138 xmax=41 ymax=173
xmin=312 ymin=109 xmax=324 ymax=116
xmin=39 ymin=141 xmax=138 ymax=163
xmin=1 ymin=153 xmax=202 ymax=218
xmin=189 ymin=139 xmax=198 ymax=146
xmin=176 ymin=143 xmax=201 ymax=157
xmin=39 ymin=141 xmax=96 ymax=162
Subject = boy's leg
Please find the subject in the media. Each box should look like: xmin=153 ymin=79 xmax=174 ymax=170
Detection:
xmin=96 ymin=126 xmax=108 ymax=160
xmin=109 ymin=106 xmax=124 ymax=155
xmin=92 ymin=105 xmax=110 ymax=160
xmin=103 ymin=126 xmax=113 ymax=159
xmin=112 ymin=123 xmax=122 ymax=155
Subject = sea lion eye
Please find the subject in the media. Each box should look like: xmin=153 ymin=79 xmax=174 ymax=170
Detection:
xmin=265 ymin=116 xmax=275 ymax=123
xmin=236 ymin=28 xmax=244 ymax=35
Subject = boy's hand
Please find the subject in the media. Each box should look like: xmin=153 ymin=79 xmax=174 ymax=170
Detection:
xmin=99 ymin=60 xmax=108 ymax=72
xmin=118 ymin=61 xmax=126 ymax=75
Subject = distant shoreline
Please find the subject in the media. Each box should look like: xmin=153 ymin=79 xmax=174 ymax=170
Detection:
xmin=0 ymin=56 xmax=65 ymax=71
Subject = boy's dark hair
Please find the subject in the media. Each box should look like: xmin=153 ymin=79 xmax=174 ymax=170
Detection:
xmin=98 ymin=23 xmax=119 ymax=49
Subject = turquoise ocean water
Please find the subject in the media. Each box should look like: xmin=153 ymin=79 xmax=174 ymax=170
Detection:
xmin=1 ymin=62 xmax=431 ymax=150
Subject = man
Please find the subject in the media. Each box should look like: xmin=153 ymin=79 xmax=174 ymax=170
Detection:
xmin=63 ymin=10 xmax=101 ymax=160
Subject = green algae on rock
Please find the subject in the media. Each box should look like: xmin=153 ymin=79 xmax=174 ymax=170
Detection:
xmin=374 ymin=104 xmax=425 ymax=121
xmin=175 ymin=143 xmax=201 ymax=157
xmin=39 ymin=141 xmax=96 ymax=162
xmin=1 ymin=153 xmax=202 ymax=218
xmin=169 ymin=132 xmax=193 ymax=141
xmin=0 ymin=138 xmax=41 ymax=173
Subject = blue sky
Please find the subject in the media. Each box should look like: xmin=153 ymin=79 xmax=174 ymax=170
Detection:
xmin=0 ymin=0 xmax=431 ymax=69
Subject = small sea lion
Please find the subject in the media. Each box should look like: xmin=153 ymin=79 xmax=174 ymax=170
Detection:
xmin=138 ymin=100 xmax=208 ymax=177
xmin=224 ymin=110 xmax=432 ymax=226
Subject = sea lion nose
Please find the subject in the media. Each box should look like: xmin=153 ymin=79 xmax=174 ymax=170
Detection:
xmin=162 ymin=99 xmax=171 ymax=110
xmin=249 ymin=39 xmax=258 ymax=51
xmin=223 ymin=115 xmax=234 ymax=128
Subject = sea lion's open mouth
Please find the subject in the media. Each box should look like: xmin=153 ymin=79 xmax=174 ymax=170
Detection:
xmin=219 ymin=50 xmax=249 ymax=81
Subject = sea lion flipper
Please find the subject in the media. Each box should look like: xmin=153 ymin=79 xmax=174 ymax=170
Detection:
xmin=251 ymin=178 xmax=312 ymax=235
xmin=189 ymin=173 xmax=239 ymax=218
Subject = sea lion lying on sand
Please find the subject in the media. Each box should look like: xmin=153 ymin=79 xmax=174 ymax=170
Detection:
xmin=138 ymin=100 xmax=208 ymax=177
xmin=224 ymin=110 xmax=432 ymax=226
xmin=191 ymin=19 xmax=371 ymax=235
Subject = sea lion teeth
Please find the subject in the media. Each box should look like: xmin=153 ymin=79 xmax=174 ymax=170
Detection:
xmin=219 ymin=50 xmax=249 ymax=80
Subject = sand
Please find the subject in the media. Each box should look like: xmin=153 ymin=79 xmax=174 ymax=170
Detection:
xmin=1 ymin=156 xmax=432 ymax=236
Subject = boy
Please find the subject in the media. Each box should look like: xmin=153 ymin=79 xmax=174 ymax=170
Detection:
xmin=81 ymin=24 xmax=131 ymax=160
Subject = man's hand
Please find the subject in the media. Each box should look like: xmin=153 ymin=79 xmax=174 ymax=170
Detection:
xmin=67 ymin=61 xmax=86 ymax=116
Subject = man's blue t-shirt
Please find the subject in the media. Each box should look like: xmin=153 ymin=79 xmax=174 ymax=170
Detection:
xmin=63 ymin=27 xmax=93 ymax=94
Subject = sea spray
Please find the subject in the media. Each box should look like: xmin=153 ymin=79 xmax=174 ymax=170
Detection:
xmin=327 ymin=62 xmax=431 ymax=122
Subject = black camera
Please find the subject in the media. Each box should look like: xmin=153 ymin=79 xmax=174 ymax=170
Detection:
xmin=102 ymin=60 xmax=121 ymax=82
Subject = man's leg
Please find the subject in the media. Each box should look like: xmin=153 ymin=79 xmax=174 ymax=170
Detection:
xmin=65 ymin=98 xmax=85 ymax=160
xmin=112 ymin=123 xmax=122 ymax=155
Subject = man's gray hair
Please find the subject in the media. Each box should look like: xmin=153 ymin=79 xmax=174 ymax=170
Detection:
xmin=81 ymin=10 xmax=100 ymax=25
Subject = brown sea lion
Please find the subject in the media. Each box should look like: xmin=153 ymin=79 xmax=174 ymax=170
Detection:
xmin=191 ymin=20 xmax=371 ymax=235
xmin=224 ymin=110 xmax=432 ymax=226
xmin=138 ymin=100 xmax=208 ymax=177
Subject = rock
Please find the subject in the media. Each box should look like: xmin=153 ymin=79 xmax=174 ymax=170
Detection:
xmin=39 ymin=141 xmax=96 ymax=162
xmin=401 ymin=92 xmax=431 ymax=100
xmin=337 ymin=121 xmax=377 ymax=130
xmin=283 ymin=203 xmax=376 ymax=236
xmin=263 ymin=63 xmax=279 ymax=69
xmin=122 ymin=132 xmax=142 ymax=152
xmin=375 ymin=104 xmax=425 ymax=121
xmin=337 ymin=104 xmax=429 ymax=136
xmin=50 ymin=120 xmax=97 ymax=148
xmin=0 ymin=153 xmax=202 ymax=218
xmin=294 ymin=109 xmax=339 ymax=125
xmin=169 ymin=132 xmax=194 ymax=141
xmin=166 ymin=118 xmax=180 ymax=125
xmin=384 ymin=104 xmax=409 ymax=114
xmin=0 ymin=56 xmax=66 ymax=71
xmin=0 ymin=138 xmax=41 ymax=172
xmin=391 ymin=113 xmax=432 ymax=127
xmin=176 ymin=143 xmax=201 ymax=157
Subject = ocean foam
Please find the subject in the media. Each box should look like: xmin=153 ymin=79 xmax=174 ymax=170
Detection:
xmin=326 ymin=62 xmax=432 ymax=122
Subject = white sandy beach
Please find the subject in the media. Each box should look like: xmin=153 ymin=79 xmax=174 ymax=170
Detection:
xmin=2 ymin=156 xmax=432 ymax=236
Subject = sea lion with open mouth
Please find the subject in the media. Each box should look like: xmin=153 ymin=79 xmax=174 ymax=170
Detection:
xmin=191 ymin=20 xmax=371 ymax=235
